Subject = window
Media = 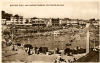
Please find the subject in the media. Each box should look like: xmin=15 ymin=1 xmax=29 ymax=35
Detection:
xmin=16 ymin=19 xmax=18 ymax=21
xmin=20 ymin=22 xmax=23 ymax=24
xmin=36 ymin=21 xmax=38 ymax=23
xmin=32 ymin=21 xmax=35 ymax=23
xmin=42 ymin=21 xmax=44 ymax=23
xmin=20 ymin=19 xmax=22 ymax=21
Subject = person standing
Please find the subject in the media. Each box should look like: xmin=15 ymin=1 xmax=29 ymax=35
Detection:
xmin=58 ymin=55 xmax=61 ymax=61
xmin=74 ymin=58 xmax=76 ymax=61
xmin=22 ymin=44 xmax=24 ymax=50
xmin=12 ymin=44 xmax=14 ymax=50
xmin=28 ymin=48 xmax=31 ymax=55
xmin=27 ymin=47 xmax=29 ymax=53
xmin=54 ymin=58 xmax=57 ymax=63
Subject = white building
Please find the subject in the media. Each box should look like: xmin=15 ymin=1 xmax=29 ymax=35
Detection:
xmin=1 ymin=19 xmax=6 ymax=25
xmin=67 ymin=19 xmax=78 ymax=25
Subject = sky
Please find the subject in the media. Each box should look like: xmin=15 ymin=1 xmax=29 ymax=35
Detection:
xmin=2 ymin=2 xmax=99 ymax=20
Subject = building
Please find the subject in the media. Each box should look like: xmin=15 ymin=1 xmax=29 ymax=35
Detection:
xmin=43 ymin=18 xmax=52 ymax=27
xmin=22 ymin=18 xmax=32 ymax=25
xmin=66 ymin=19 xmax=78 ymax=25
xmin=92 ymin=20 xmax=99 ymax=26
xmin=59 ymin=19 xmax=67 ymax=26
xmin=11 ymin=15 xmax=23 ymax=25
xmin=1 ymin=11 xmax=13 ymax=25
xmin=6 ymin=19 xmax=12 ymax=25
xmin=10 ymin=15 xmax=32 ymax=26
xmin=78 ymin=19 xmax=86 ymax=25
xmin=51 ymin=18 xmax=59 ymax=26
xmin=1 ymin=19 xmax=6 ymax=25
xmin=31 ymin=18 xmax=46 ymax=27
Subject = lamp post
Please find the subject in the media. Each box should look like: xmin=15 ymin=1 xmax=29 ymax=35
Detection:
xmin=28 ymin=38 xmax=29 ymax=44
xmin=11 ymin=23 xmax=15 ymax=51
xmin=35 ymin=36 xmax=36 ymax=47
xmin=40 ymin=37 xmax=41 ymax=47
xmin=94 ymin=38 xmax=95 ymax=49
xmin=62 ymin=40 xmax=63 ymax=50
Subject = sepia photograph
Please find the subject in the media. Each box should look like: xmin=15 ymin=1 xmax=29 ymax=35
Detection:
xmin=1 ymin=1 xmax=100 ymax=63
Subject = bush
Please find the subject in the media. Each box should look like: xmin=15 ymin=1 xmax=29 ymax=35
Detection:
xmin=72 ymin=50 xmax=78 ymax=54
xmin=39 ymin=47 xmax=48 ymax=54
xmin=64 ymin=48 xmax=71 ymax=54
xmin=64 ymin=48 xmax=86 ymax=55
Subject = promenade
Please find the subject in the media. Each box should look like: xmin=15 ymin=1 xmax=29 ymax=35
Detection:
xmin=2 ymin=46 xmax=86 ymax=63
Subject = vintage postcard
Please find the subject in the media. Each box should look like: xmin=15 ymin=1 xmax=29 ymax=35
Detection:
xmin=1 ymin=0 xmax=100 ymax=63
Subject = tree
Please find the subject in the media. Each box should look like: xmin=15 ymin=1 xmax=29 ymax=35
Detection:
xmin=14 ymin=14 xmax=19 ymax=18
xmin=5 ymin=13 xmax=12 ymax=20
xmin=2 ymin=11 xmax=5 ymax=19
xmin=31 ymin=17 xmax=38 ymax=19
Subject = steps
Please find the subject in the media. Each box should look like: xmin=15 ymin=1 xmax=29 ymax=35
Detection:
xmin=75 ymin=51 xmax=99 ymax=62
